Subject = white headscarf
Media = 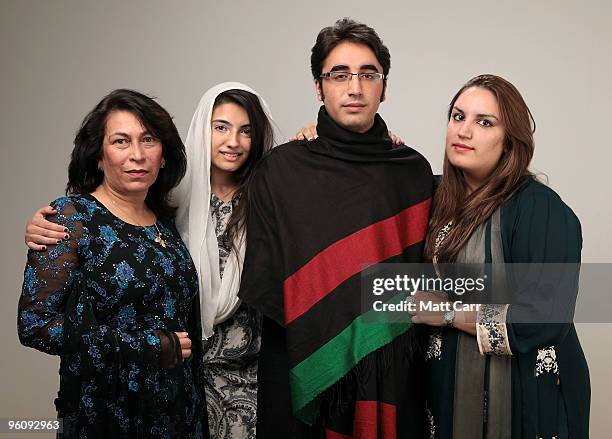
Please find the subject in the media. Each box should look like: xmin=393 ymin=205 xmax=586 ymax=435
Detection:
xmin=173 ymin=82 xmax=274 ymax=339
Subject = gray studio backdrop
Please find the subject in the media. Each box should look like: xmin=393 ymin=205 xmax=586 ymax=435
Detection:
xmin=1 ymin=0 xmax=610 ymax=436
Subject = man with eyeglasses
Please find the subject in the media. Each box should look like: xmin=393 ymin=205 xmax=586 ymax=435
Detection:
xmin=240 ymin=18 xmax=433 ymax=438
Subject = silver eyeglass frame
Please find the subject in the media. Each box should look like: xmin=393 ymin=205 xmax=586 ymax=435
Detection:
xmin=319 ymin=72 xmax=386 ymax=82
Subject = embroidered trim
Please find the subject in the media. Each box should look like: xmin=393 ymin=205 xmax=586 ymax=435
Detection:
xmin=535 ymin=346 xmax=559 ymax=377
xmin=432 ymin=221 xmax=452 ymax=264
xmin=426 ymin=405 xmax=436 ymax=439
xmin=476 ymin=304 xmax=512 ymax=355
xmin=425 ymin=329 xmax=443 ymax=361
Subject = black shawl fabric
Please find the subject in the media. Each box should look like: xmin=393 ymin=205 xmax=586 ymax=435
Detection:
xmin=240 ymin=107 xmax=433 ymax=438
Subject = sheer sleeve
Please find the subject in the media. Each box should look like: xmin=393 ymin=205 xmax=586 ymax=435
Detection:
xmin=18 ymin=197 xmax=82 ymax=355
xmin=156 ymin=329 xmax=182 ymax=369
xmin=18 ymin=197 xmax=182 ymax=368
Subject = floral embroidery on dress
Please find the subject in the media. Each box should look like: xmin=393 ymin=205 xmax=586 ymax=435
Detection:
xmin=425 ymin=222 xmax=451 ymax=362
xmin=426 ymin=405 xmax=436 ymax=439
xmin=476 ymin=304 xmax=512 ymax=356
xmin=18 ymin=195 xmax=204 ymax=437
xmin=535 ymin=346 xmax=559 ymax=377
xmin=432 ymin=221 xmax=453 ymax=264
xmin=425 ymin=328 xmax=443 ymax=361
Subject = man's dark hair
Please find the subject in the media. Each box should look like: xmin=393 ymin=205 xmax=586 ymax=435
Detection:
xmin=310 ymin=18 xmax=391 ymax=81
xmin=66 ymin=89 xmax=187 ymax=219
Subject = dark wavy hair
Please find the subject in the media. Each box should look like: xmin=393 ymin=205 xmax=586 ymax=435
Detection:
xmin=66 ymin=89 xmax=186 ymax=218
xmin=425 ymin=74 xmax=536 ymax=262
xmin=212 ymin=89 xmax=275 ymax=254
xmin=311 ymin=17 xmax=390 ymax=101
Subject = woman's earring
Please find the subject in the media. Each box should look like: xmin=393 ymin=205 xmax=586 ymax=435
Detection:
xmin=160 ymin=160 xmax=166 ymax=169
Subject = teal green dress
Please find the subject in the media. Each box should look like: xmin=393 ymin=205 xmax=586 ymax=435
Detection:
xmin=425 ymin=179 xmax=590 ymax=439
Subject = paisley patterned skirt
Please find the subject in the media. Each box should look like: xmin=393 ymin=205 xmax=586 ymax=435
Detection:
xmin=202 ymin=304 xmax=261 ymax=439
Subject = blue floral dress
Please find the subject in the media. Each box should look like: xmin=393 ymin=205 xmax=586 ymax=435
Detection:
xmin=18 ymin=194 xmax=208 ymax=438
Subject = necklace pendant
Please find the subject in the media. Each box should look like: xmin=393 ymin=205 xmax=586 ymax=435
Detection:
xmin=155 ymin=235 xmax=167 ymax=248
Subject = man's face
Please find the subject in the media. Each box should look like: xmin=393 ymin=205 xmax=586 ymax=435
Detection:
xmin=315 ymin=41 xmax=386 ymax=133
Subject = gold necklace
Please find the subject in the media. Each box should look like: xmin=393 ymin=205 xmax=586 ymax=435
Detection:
xmin=103 ymin=193 xmax=167 ymax=248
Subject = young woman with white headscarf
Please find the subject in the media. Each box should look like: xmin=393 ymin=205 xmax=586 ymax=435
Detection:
xmin=172 ymin=82 xmax=275 ymax=438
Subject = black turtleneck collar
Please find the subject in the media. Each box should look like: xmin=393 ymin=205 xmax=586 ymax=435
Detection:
xmin=306 ymin=106 xmax=417 ymax=163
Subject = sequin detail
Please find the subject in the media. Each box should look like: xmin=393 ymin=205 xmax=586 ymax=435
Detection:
xmin=17 ymin=195 xmax=204 ymax=437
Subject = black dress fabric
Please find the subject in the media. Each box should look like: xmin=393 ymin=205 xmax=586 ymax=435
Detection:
xmin=18 ymin=194 xmax=208 ymax=438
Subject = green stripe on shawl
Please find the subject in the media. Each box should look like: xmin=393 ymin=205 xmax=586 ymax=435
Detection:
xmin=290 ymin=292 xmax=411 ymax=424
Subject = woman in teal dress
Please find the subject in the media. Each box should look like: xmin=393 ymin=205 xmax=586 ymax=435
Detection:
xmin=411 ymin=75 xmax=590 ymax=438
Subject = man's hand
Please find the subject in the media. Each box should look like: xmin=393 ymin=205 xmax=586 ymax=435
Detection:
xmin=388 ymin=130 xmax=404 ymax=146
xmin=25 ymin=206 xmax=70 ymax=251
xmin=290 ymin=123 xmax=405 ymax=145
xmin=290 ymin=122 xmax=318 ymax=141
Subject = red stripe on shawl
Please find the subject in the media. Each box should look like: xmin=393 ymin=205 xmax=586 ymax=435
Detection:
xmin=353 ymin=400 xmax=397 ymax=439
xmin=283 ymin=198 xmax=431 ymax=324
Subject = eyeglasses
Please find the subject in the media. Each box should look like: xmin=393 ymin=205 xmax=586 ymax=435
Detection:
xmin=319 ymin=71 xmax=386 ymax=83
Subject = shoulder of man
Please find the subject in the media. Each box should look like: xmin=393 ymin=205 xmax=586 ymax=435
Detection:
xmin=259 ymin=139 xmax=311 ymax=167
xmin=394 ymin=143 xmax=432 ymax=166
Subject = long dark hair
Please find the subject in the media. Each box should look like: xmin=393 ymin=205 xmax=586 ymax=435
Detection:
xmin=213 ymin=89 xmax=274 ymax=253
xmin=425 ymin=74 xmax=536 ymax=262
xmin=67 ymin=89 xmax=186 ymax=219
